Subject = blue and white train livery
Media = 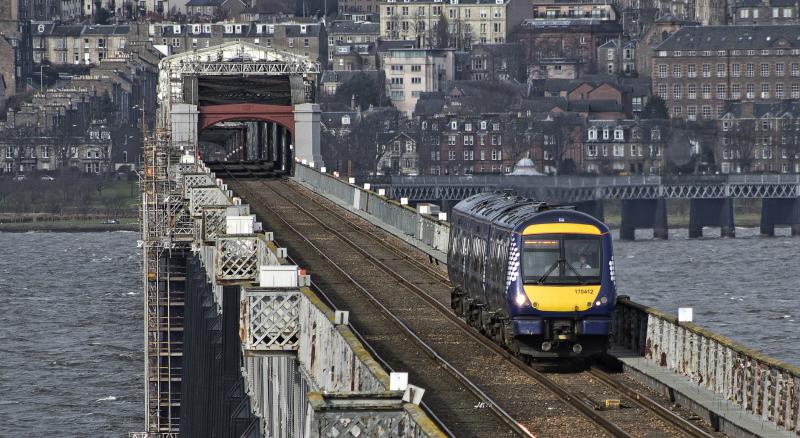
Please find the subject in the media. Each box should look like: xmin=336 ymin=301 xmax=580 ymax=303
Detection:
xmin=448 ymin=192 xmax=616 ymax=358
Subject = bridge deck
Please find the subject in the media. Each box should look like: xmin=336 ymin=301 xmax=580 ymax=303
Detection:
xmin=226 ymin=175 xmax=720 ymax=437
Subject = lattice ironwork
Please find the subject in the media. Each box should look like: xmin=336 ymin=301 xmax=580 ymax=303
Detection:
xmin=242 ymin=290 xmax=301 ymax=351
xmin=183 ymin=173 xmax=216 ymax=199
xmin=202 ymin=206 xmax=229 ymax=242
xmin=189 ymin=186 xmax=230 ymax=216
xmin=215 ymin=236 xmax=260 ymax=282
xmin=381 ymin=179 xmax=800 ymax=203
xmin=315 ymin=413 xmax=406 ymax=437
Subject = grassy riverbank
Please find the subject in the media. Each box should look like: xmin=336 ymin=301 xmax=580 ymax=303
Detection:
xmin=601 ymin=199 xmax=763 ymax=228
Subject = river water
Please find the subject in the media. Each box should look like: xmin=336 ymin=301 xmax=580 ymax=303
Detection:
xmin=0 ymin=228 xmax=797 ymax=435
xmin=0 ymin=232 xmax=142 ymax=436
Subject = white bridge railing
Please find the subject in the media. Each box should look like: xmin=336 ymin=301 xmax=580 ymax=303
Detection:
xmin=183 ymin=160 xmax=443 ymax=438
xmin=294 ymin=161 xmax=800 ymax=436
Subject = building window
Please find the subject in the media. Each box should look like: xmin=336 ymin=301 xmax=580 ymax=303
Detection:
xmin=687 ymin=106 xmax=697 ymax=120
xmin=702 ymin=106 xmax=711 ymax=119
xmin=702 ymin=84 xmax=711 ymax=99
xmin=673 ymin=64 xmax=682 ymax=78
xmin=702 ymin=63 xmax=710 ymax=78
xmin=792 ymin=84 xmax=800 ymax=98
xmin=776 ymin=83 xmax=784 ymax=99
xmin=776 ymin=63 xmax=785 ymax=77
xmin=688 ymin=84 xmax=697 ymax=99
xmin=793 ymin=63 xmax=800 ymax=77
xmin=614 ymin=128 xmax=624 ymax=140
xmin=673 ymin=84 xmax=682 ymax=99
xmin=761 ymin=63 xmax=770 ymax=77
xmin=448 ymin=135 xmax=456 ymax=145
xmin=448 ymin=151 xmax=455 ymax=160
xmin=731 ymin=84 xmax=741 ymax=99
xmin=717 ymin=64 xmax=726 ymax=77
xmin=731 ymin=64 xmax=740 ymax=77
xmin=613 ymin=145 xmax=624 ymax=157
xmin=587 ymin=144 xmax=598 ymax=157
xmin=717 ymin=84 xmax=726 ymax=99
xmin=464 ymin=135 xmax=473 ymax=145
xmin=746 ymin=63 xmax=754 ymax=77
xmin=658 ymin=84 xmax=667 ymax=99
xmin=673 ymin=106 xmax=682 ymax=116
xmin=762 ymin=83 xmax=770 ymax=98
xmin=588 ymin=129 xmax=597 ymax=140
xmin=687 ymin=64 xmax=697 ymax=78
xmin=747 ymin=83 xmax=755 ymax=99
xmin=658 ymin=64 xmax=668 ymax=78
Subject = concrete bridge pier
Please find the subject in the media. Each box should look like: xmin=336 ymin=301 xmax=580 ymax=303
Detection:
xmin=620 ymin=199 xmax=668 ymax=240
xmin=760 ymin=198 xmax=800 ymax=236
xmin=688 ymin=198 xmax=735 ymax=238
xmin=574 ymin=200 xmax=604 ymax=222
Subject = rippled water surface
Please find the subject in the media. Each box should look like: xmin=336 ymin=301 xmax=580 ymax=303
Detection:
xmin=0 ymin=228 xmax=798 ymax=436
xmin=0 ymin=232 xmax=142 ymax=436
xmin=613 ymin=227 xmax=800 ymax=366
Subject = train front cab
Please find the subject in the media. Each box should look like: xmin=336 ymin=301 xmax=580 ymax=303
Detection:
xmin=509 ymin=214 xmax=615 ymax=358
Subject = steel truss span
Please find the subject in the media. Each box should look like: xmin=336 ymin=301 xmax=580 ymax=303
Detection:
xmin=381 ymin=176 xmax=800 ymax=202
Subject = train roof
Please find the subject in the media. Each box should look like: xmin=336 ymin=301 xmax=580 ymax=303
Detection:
xmin=453 ymin=192 xmax=565 ymax=230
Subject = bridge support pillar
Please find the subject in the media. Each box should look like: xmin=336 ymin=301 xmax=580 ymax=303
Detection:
xmin=620 ymin=198 xmax=668 ymax=240
xmin=760 ymin=198 xmax=800 ymax=236
xmin=575 ymin=200 xmax=604 ymax=221
xmin=293 ymin=103 xmax=322 ymax=166
xmin=688 ymin=198 xmax=735 ymax=238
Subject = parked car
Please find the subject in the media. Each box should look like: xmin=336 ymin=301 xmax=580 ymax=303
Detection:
xmin=41 ymin=175 xmax=55 ymax=181
xmin=13 ymin=175 xmax=25 ymax=181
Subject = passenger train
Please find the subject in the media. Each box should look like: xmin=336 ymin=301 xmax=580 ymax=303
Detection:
xmin=448 ymin=192 xmax=616 ymax=358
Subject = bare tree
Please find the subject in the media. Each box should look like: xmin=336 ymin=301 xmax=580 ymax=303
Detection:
xmin=722 ymin=119 xmax=756 ymax=173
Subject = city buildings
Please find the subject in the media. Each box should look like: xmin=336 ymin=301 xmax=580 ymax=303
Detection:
xmin=383 ymin=48 xmax=455 ymax=116
xmin=652 ymin=25 xmax=800 ymax=121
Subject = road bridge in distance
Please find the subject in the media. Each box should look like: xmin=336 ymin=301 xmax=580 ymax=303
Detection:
xmin=371 ymin=174 xmax=800 ymax=239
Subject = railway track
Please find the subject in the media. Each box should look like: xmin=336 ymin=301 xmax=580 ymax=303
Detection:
xmin=219 ymin=164 xmax=721 ymax=437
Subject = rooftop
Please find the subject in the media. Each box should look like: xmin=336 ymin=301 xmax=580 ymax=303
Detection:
xmin=656 ymin=25 xmax=800 ymax=51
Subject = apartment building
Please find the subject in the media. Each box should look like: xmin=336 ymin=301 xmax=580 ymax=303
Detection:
xmin=379 ymin=0 xmax=527 ymax=48
xmin=652 ymin=25 xmax=800 ymax=120
xmin=383 ymin=48 xmax=455 ymax=116
xmin=151 ymin=22 xmax=326 ymax=63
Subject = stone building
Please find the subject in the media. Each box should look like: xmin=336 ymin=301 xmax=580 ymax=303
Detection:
xmin=383 ymin=48 xmax=455 ymax=116
xmin=718 ymin=100 xmax=800 ymax=173
xmin=379 ymin=0 xmax=527 ymax=49
xmin=730 ymin=0 xmax=798 ymax=25
xmin=338 ymin=0 xmax=381 ymax=18
xmin=518 ymin=17 xmax=622 ymax=76
xmin=376 ymin=131 xmax=419 ymax=174
xmin=582 ymin=119 xmax=667 ymax=174
xmin=467 ymin=43 xmax=525 ymax=82
xmin=33 ymin=23 xmax=131 ymax=65
xmin=151 ymin=21 xmax=327 ymax=64
xmin=327 ymin=21 xmax=380 ymax=68
xmin=652 ymin=25 xmax=800 ymax=121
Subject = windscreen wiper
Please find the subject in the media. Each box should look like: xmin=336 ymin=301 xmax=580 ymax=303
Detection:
xmin=564 ymin=262 xmax=587 ymax=285
xmin=537 ymin=259 xmax=563 ymax=284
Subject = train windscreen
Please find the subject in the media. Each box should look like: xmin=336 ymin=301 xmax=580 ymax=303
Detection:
xmin=522 ymin=235 xmax=601 ymax=285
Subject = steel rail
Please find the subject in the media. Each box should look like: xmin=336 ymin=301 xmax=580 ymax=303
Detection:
xmin=224 ymin=170 xmax=459 ymax=438
xmin=258 ymin=177 xmax=631 ymax=438
xmin=587 ymin=367 xmax=715 ymax=438
xmin=281 ymin=176 xmax=721 ymax=438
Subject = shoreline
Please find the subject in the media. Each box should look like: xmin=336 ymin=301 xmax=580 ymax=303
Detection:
xmin=0 ymin=219 xmax=138 ymax=233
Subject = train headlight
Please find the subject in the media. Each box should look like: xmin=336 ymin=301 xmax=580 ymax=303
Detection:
xmin=600 ymin=296 xmax=608 ymax=304
xmin=514 ymin=293 xmax=528 ymax=307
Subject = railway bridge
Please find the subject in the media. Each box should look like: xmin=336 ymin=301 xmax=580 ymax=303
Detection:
xmin=372 ymin=174 xmax=800 ymax=239
xmin=137 ymin=41 xmax=800 ymax=438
